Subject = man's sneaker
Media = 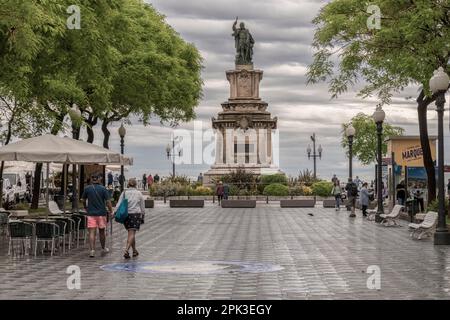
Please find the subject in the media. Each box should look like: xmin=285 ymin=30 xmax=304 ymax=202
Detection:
xmin=102 ymin=247 xmax=110 ymax=254
xmin=89 ymin=250 xmax=95 ymax=258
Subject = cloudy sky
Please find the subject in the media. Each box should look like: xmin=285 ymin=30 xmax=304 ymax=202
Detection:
xmin=85 ymin=0 xmax=450 ymax=181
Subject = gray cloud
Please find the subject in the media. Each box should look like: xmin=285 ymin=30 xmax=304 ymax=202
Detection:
xmin=99 ymin=0 xmax=450 ymax=183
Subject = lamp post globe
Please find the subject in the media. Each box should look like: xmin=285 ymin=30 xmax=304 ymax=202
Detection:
xmin=373 ymin=106 xmax=386 ymax=124
xmin=346 ymin=125 xmax=356 ymax=138
xmin=429 ymin=67 xmax=449 ymax=93
xmin=429 ymin=67 xmax=450 ymax=245
xmin=118 ymin=124 xmax=126 ymax=138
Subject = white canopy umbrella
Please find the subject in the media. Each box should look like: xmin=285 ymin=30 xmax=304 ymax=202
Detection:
xmin=0 ymin=135 xmax=131 ymax=218
xmin=0 ymin=134 xmax=122 ymax=163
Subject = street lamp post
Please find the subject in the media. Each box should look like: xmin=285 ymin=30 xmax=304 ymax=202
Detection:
xmin=346 ymin=125 xmax=356 ymax=217
xmin=429 ymin=66 xmax=450 ymax=245
xmin=307 ymin=133 xmax=323 ymax=180
xmin=346 ymin=125 xmax=356 ymax=181
xmin=373 ymin=106 xmax=386 ymax=223
xmin=118 ymin=124 xmax=126 ymax=192
xmin=166 ymin=136 xmax=181 ymax=178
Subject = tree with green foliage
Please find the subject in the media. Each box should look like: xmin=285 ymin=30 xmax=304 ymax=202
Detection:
xmin=307 ymin=0 xmax=449 ymax=202
xmin=0 ymin=0 xmax=203 ymax=208
xmin=341 ymin=113 xmax=404 ymax=165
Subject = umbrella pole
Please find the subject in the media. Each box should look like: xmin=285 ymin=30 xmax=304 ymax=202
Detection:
xmin=46 ymin=163 xmax=49 ymax=220
xmin=63 ymin=163 xmax=67 ymax=215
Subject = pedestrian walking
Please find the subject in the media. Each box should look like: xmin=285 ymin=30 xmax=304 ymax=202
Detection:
xmin=396 ymin=181 xmax=406 ymax=205
xmin=81 ymin=175 xmax=113 ymax=258
xmin=331 ymin=174 xmax=338 ymax=184
xmin=331 ymin=179 xmax=342 ymax=211
xmin=223 ymin=183 xmax=230 ymax=200
xmin=412 ymin=186 xmax=425 ymax=213
xmin=113 ymin=173 xmax=119 ymax=187
xmin=154 ymin=173 xmax=160 ymax=184
xmin=114 ymin=178 xmax=146 ymax=259
xmin=216 ymin=181 xmax=224 ymax=205
xmin=147 ymin=174 xmax=154 ymax=188
xmin=359 ymin=182 xmax=370 ymax=217
xmin=142 ymin=174 xmax=147 ymax=190
xmin=197 ymin=173 xmax=204 ymax=185
xmin=353 ymin=176 xmax=362 ymax=190
xmin=107 ymin=171 xmax=113 ymax=187
xmin=345 ymin=178 xmax=358 ymax=217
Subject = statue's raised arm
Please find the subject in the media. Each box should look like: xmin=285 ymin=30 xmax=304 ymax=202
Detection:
xmin=232 ymin=17 xmax=238 ymax=31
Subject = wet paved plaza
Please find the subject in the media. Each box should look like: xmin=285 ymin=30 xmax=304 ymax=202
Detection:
xmin=1 ymin=204 xmax=449 ymax=300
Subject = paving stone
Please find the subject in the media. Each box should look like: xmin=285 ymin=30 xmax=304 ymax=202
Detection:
xmin=0 ymin=206 xmax=449 ymax=299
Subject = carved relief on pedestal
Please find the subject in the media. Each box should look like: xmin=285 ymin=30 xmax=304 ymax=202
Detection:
xmin=237 ymin=70 xmax=252 ymax=97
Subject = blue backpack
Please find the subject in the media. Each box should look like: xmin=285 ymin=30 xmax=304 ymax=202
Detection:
xmin=114 ymin=191 xmax=128 ymax=224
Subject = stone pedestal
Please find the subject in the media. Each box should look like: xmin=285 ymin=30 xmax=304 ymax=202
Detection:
xmin=204 ymin=64 xmax=282 ymax=185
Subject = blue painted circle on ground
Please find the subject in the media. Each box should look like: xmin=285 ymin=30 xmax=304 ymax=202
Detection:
xmin=100 ymin=260 xmax=284 ymax=275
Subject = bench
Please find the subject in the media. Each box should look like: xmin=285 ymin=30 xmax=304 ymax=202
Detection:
xmin=170 ymin=200 xmax=204 ymax=208
xmin=221 ymin=200 xmax=256 ymax=208
xmin=379 ymin=205 xmax=404 ymax=226
xmin=280 ymin=200 xmax=316 ymax=208
xmin=408 ymin=211 xmax=438 ymax=240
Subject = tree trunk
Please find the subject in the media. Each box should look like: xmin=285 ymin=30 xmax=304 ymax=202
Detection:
xmin=417 ymin=91 xmax=436 ymax=203
xmin=101 ymin=119 xmax=110 ymax=149
xmin=86 ymin=115 xmax=97 ymax=143
xmin=30 ymin=163 xmax=43 ymax=209
xmin=0 ymin=119 xmax=13 ymax=208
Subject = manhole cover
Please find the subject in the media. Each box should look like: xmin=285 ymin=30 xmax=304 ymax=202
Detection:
xmin=100 ymin=261 xmax=284 ymax=275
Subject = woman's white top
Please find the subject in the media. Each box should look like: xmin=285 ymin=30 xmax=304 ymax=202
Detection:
xmin=115 ymin=188 xmax=145 ymax=214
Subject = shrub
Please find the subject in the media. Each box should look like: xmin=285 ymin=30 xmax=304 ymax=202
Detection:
xmin=263 ymin=183 xmax=289 ymax=196
xmin=301 ymin=185 xmax=313 ymax=196
xmin=298 ymin=169 xmax=319 ymax=187
xmin=427 ymin=200 xmax=449 ymax=213
xmin=261 ymin=174 xmax=288 ymax=186
xmin=228 ymin=185 xmax=240 ymax=196
xmin=216 ymin=167 xmax=259 ymax=190
xmin=311 ymin=181 xmax=333 ymax=197
xmin=192 ymin=186 xmax=213 ymax=196
xmin=288 ymin=186 xmax=303 ymax=196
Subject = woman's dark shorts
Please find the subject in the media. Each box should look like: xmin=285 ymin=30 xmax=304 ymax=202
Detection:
xmin=124 ymin=213 xmax=142 ymax=231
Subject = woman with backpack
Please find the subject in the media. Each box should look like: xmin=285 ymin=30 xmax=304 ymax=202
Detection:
xmin=115 ymin=178 xmax=146 ymax=259
xmin=331 ymin=179 xmax=342 ymax=211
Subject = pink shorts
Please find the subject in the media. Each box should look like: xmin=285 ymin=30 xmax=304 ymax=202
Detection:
xmin=87 ymin=216 xmax=107 ymax=229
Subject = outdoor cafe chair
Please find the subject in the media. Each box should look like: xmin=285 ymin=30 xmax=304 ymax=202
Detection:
xmin=51 ymin=219 xmax=67 ymax=254
xmin=8 ymin=221 xmax=33 ymax=256
xmin=54 ymin=217 xmax=75 ymax=251
xmin=34 ymin=221 xmax=60 ymax=257
xmin=0 ymin=211 xmax=10 ymax=236
xmin=71 ymin=213 xmax=87 ymax=247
